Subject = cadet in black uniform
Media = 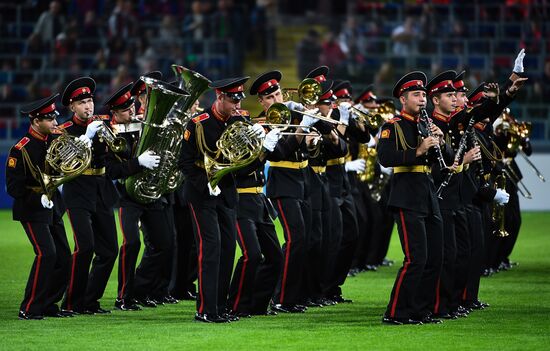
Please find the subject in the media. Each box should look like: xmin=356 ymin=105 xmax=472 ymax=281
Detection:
xmin=227 ymin=70 xmax=284 ymax=317
xmin=179 ymin=76 xmax=261 ymax=323
xmin=59 ymin=77 xmax=120 ymax=314
xmin=6 ymin=95 xmax=73 ymax=319
xmin=378 ymin=71 xmax=448 ymax=325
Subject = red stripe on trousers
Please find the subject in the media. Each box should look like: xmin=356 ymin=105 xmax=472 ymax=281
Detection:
xmin=390 ymin=209 xmax=411 ymax=318
xmin=462 ymin=287 xmax=468 ymax=301
xmin=65 ymin=209 xmax=80 ymax=311
xmin=232 ymin=221 xmax=248 ymax=312
xmin=434 ymin=277 xmax=441 ymax=314
xmin=276 ymin=199 xmax=292 ymax=304
xmin=118 ymin=207 xmax=127 ymax=299
xmin=24 ymin=223 xmax=43 ymax=313
xmin=189 ymin=204 xmax=205 ymax=314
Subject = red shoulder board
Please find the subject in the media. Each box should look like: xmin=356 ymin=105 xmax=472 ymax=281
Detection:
xmin=387 ymin=117 xmax=401 ymax=124
xmin=192 ymin=113 xmax=209 ymax=123
xmin=237 ymin=109 xmax=250 ymax=117
xmin=58 ymin=121 xmax=73 ymax=129
xmin=51 ymin=128 xmax=63 ymax=134
xmin=95 ymin=115 xmax=110 ymax=120
xmin=14 ymin=137 xmax=30 ymax=150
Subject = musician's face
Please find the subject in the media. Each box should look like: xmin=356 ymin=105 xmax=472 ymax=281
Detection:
xmin=34 ymin=116 xmax=58 ymax=135
xmin=400 ymin=90 xmax=426 ymax=114
xmin=433 ymin=91 xmax=457 ymax=115
xmin=71 ymin=98 xmax=94 ymax=120
xmin=259 ymin=89 xmax=283 ymax=111
xmin=113 ymin=104 xmax=135 ymax=124
xmin=218 ymin=94 xmax=241 ymax=117
xmin=456 ymin=91 xmax=468 ymax=108
xmin=317 ymin=102 xmax=332 ymax=116
xmin=337 ymin=97 xmax=352 ymax=105
xmin=362 ymin=100 xmax=379 ymax=109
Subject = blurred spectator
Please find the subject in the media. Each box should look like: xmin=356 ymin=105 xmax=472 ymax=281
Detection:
xmin=320 ymin=32 xmax=346 ymax=75
xmin=110 ymin=64 xmax=133 ymax=92
xmin=32 ymin=0 xmax=65 ymax=44
xmin=391 ymin=16 xmax=419 ymax=56
xmin=542 ymin=60 xmax=550 ymax=99
xmin=338 ymin=17 xmax=366 ymax=57
xmin=108 ymin=0 xmax=138 ymax=39
xmin=182 ymin=1 xmax=209 ymax=40
xmin=159 ymin=15 xmax=179 ymax=41
xmin=296 ymin=29 xmax=322 ymax=79
xmin=521 ymin=20 xmax=542 ymax=54
xmin=210 ymin=0 xmax=246 ymax=74
xmin=419 ymin=4 xmax=437 ymax=54
xmin=253 ymin=0 xmax=279 ymax=60
xmin=374 ymin=62 xmax=395 ymax=97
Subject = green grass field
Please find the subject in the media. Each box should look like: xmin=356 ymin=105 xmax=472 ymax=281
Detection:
xmin=0 ymin=210 xmax=548 ymax=350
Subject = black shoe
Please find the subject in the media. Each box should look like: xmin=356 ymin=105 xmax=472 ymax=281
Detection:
xmin=230 ymin=311 xmax=252 ymax=318
xmin=178 ymin=291 xmax=197 ymax=301
xmin=319 ymin=298 xmax=337 ymax=306
xmin=365 ymin=265 xmax=378 ymax=271
xmin=85 ymin=306 xmax=111 ymax=314
xmin=433 ymin=313 xmax=458 ymax=320
xmin=115 ymin=299 xmax=142 ymax=311
xmin=450 ymin=311 xmax=468 ymax=318
xmin=304 ymin=299 xmax=324 ymax=308
xmin=270 ymin=304 xmax=305 ymax=313
xmin=194 ymin=313 xmax=230 ymax=323
xmin=150 ymin=297 xmax=165 ymax=306
xmin=382 ymin=316 xmax=423 ymax=325
xmin=44 ymin=310 xmax=71 ymax=318
xmin=221 ymin=312 xmax=240 ymax=322
xmin=135 ymin=297 xmax=157 ymax=308
xmin=380 ymin=258 xmax=394 ymax=267
xmin=421 ymin=315 xmax=443 ymax=324
xmin=18 ymin=311 xmax=44 ymax=320
xmin=332 ymin=295 xmax=353 ymax=303
xmin=162 ymin=295 xmax=179 ymax=304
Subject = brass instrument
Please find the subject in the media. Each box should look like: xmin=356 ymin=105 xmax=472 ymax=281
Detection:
xmin=351 ymin=100 xmax=396 ymax=129
xmin=265 ymin=102 xmax=345 ymax=129
xmin=357 ymin=143 xmax=377 ymax=183
xmin=503 ymin=162 xmax=532 ymax=199
xmin=369 ymin=172 xmax=391 ymax=202
xmin=492 ymin=171 xmax=509 ymax=237
xmin=199 ymin=121 xmax=264 ymax=188
xmin=96 ymin=123 xmax=126 ymax=153
xmin=125 ymin=76 xmax=189 ymax=203
xmin=25 ymin=131 xmax=92 ymax=200
xmin=282 ymin=78 xmax=322 ymax=106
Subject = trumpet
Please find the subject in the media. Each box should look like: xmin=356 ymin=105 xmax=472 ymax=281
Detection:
xmin=351 ymin=100 xmax=396 ymax=129
xmin=282 ymin=78 xmax=322 ymax=106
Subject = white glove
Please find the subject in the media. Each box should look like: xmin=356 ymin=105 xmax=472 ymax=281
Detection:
xmin=40 ymin=194 xmax=54 ymax=209
xmin=338 ymin=104 xmax=350 ymax=126
xmin=263 ymin=129 xmax=281 ymax=152
xmin=78 ymin=134 xmax=92 ymax=147
xmin=208 ymin=183 xmax=221 ymax=196
xmin=367 ymin=136 xmax=377 ymax=148
xmin=513 ymin=48 xmax=525 ymax=73
xmin=494 ymin=188 xmax=510 ymax=204
xmin=138 ymin=150 xmax=161 ymax=170
xmin=380 ymin=165 xmax=393 ymax=176
xmin=283 ymin=100 xmax=305 ymax=112
xmin=58 ymin=184 xmax=63 ymax=194
xmin=300 ymin=114 xmax=319 ymax=131
xmin=85 ymin=120 xmax=103 ymax=139
xmin=251 ymin=123 xmax=266 ymax=139
xmin=345 ymin=159 xmax=366 ymax=172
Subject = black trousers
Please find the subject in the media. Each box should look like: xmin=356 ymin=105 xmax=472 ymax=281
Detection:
xmin=169 ymin=202 xmax=197 ymax=299
xmin=321 ymin=196 xmax=343 ymax=296
xmin=449 ymin=208 xmax=470 ymax=312
xmin=325 ymin=193 xmax=359 ymax=297
xmin=20 ymin=220 xmax=71 ymax=315
xmin=385 ymin=208 xmax=443 ymax=320
xmin=62 ymin=205 xmax=118 ymax=312
xmin=117 ymin=204 xmax=172 ymax=300
xmin=496 ymin=181 xmax=521 ymax=265
xmin=462 ymin=203 xmax=485 ymax=305
xmin=188 ymin=201 xmax=237 ymax=315
xmin=351 ymin=183 xmax=369 ymax=270
xmin=365 ymin=189 xmax=395 ymax=266
xmin=272 ymin=197 xmax=308 ymax=305
xmin=228 ymin=216 xmax=282 ymax=314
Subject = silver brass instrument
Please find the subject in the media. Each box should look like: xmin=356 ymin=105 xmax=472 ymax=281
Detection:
xmin=282 ymin=78 xmax=322 ymax=106
xmin=492 ymin=170 xmax=509 ymax=237
xmin=199 ymin=121 xmax=264 ymax=188
xmin=125 ymin=76 xmax=189 ymax=203
xmin=96 ymin=123 xmax=126 ymax=153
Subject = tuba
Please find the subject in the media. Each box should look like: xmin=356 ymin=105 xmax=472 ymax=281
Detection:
xmin=27 ymin=131 xmax=92 ymax=200
xmin=125 ymin=76 xmax=188 ymax=203
xmin=199 ymin=121 xmax=264 ymax=188
xmin=491 ymin=171 xmax=509 ymax=237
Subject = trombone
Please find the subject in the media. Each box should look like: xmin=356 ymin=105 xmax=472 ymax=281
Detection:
xmin=503 ymin=163 xmax=532 ymax=199
xmin=263 ymin=102 xmax=345 ymax=129
xmin=282 ymin=78 xmax=322 ymax=106
xmin=519 ymin=149 xmax=545 ymax=182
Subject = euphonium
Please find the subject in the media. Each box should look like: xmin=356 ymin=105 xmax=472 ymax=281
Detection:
xmin=492 ymin=171 xmax=509 ymax=237
xmin=33 ymin=131 xmax=92 ymax=199
xmin=125 ymin=76 xmax=188 ymax=203
xmin=96 ymin=123 xmax=126 ymax=153
xmin=201 ymin=121 xmax=264 ymax=188
xmin=357 ymin=143 xmax=377 ymax=183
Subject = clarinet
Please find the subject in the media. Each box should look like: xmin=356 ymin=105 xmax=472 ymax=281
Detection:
xmin=435 ymin=116 xmax=476 ymax=199
xmin=418 ymin=108 xmax=447 ymax=169
xmin=469 ymin=126 xmax=488 ymax=187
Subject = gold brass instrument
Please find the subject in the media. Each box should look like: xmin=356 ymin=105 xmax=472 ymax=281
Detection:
xmin=357 ymin=143 xmax=377 ymax=183
xmin=265 ymin=102 xmax=345 ymax=129
xmin=96 ymin=124 xmax=126 ymax=153
xmin=503 ymin=162 xmax=532 ymax=199
xmin=125 ymin=76 xmax=189 ymax=204
xmin=492 ymin=171 xmax=509 ymax=237
xmin=352 ymin=100 xmax=396 ymax=129
xmin=282 ymin=78 xmax=322 ymax=106
xmin=24 ymin=131 xmax=92 ymax=200
xmin=199 ymin=121 xmax=264 ymax=188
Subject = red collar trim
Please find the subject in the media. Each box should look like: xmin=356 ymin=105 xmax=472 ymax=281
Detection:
xmin=212 ymin=104 xmax=229 ymax=122
xmin=72 ymin=114 xmax=89 ymax=127
xmin=400 ymin=110 xmax=417 ymax=122
xmin=432 ymin=110 xmax=450 ymax=123
xmin=28 ymin=126 xmax=48 ymax=141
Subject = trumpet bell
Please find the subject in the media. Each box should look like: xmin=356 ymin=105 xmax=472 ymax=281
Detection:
xmin=298 ymin=78 xmax=322 ymax=106
xmin=266 ymin=103 xmax=292 ymax=125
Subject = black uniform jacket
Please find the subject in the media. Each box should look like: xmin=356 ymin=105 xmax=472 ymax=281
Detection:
xmin=59 ymin=115 xmax=120 ymax=211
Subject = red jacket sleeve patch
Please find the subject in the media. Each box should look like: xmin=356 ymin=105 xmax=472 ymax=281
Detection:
xmin=58 ymin=121 xmax=73 ymax=129
xmin=14 ymin=137 xmax=30 ymax=150
xmin=381 ymin=129 xmax=391 ymax=139
xmin=7 ymin=157 xmax=17 ymax=168
xmin=192 ymin=113 xmax=209 ymax=123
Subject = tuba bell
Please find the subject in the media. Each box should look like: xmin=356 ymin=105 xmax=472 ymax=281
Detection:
xmin=125 ymin=76 xmax=188 ymax=203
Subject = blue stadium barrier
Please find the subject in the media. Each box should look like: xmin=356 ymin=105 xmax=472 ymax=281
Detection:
xmin=0 ymin=153 xmax=14 ymax=209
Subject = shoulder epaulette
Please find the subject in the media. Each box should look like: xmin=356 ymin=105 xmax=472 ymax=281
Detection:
xmin=51 ymin=128 xmax=63 ymax=134
xmin=95 ymin=115 xmax=110 ymax=120
xmin=237 ymin=109 xmax=250 ymax=117
xmin=192 ymin=113 xmax=209 ymax=123
xmin=58 ymin=121 xmax=73 ymax=129
xmin=14 ymin=137 xmax=30 ymax=150
xmin=387 ymin=117 xmax=401 ymax=124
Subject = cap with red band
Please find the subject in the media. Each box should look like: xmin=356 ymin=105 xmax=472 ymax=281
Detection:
xmin=468 ymin=82 xmax=486 ymax=104
xmin=426 ymin=70 xmax=457 ymax=97
xmin=210 ymin=76 xmax=250 ymax=100
xmin=250 ymin=71 xmax=282 ymax=96
xmin=62 ymin=77 xmax=96 ymax=106
xmin=104 ymin=82 xmax=135 ymax=110
xmin=21 ymin=93 xmax=60 ymax=119
xmin=453 ymin=70 xmax=469 ymax=92
xmin=317 ymin=80 xmax=335 ymax=104
xmin=305 ymin=66 xmax=329 ymax=83
xmin=392 ymin=71 xmax=427 ymax=98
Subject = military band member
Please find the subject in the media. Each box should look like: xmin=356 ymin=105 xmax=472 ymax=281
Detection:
xmin=131 ymin=71 xmax=163 ymax=119
xmin=6 ymin=94 xmax=72 ymax=319
xmin=59 ymin=77 xmax=119 ymax=314
xmin=378 ymin=71 xmax=448 ymax=325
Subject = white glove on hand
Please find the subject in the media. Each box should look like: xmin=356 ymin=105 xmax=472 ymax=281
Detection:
xmin=78 ymin=134 xmax=92 ymax=147
xmin=380 ymin=165 xmax=393 ymax=176
xmin=494 ymin=188 xmax=510 ymax=204
xmin=251 ymin=123 xmax=266 ymax=139
xmin=283 ymin=100 xmax=305 ymax=112
xmin=338 ymin=104 xmax=351 ymax=126
xmin=263 ymin=129 xmax=281 ymax=152
xmin=138 ymin=150 xmax=161 ymax=170
xmin=345 ymin=159 xmax=366 ymax=172
xmin=513 ymin=48 xmax=525 ymax=73
xmin=40 ymin=194 xmax=54 ymax=209
xmin=300 ymin=114 xmax=319 ymax=131
xmin=367 ymin=136 xmax=377 ymax=148
xmin=85 ymin=120 xmax=103 ymax=139
xmin=208 ymin=183 xmax=221 ymax=196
